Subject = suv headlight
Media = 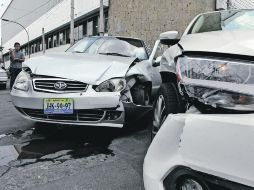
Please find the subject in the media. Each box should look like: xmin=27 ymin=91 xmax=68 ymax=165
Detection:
xmin=13 ymin=71 xmax=30 ymax=91
xmin=95 ymin=78 xmax=126 ymax=92
xmin=177 ymin=56 xmax=254 ymax=111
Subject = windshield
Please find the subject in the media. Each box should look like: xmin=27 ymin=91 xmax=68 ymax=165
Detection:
xmin=67 ymin=37 xmax=97 ymax=53
xmin=189 ymin=10 xmax=254 ymax=34
xmin=97 ymin=38 xmax=148 ymax=60
xmin=67 ymin=37 xmax=148 ymax=60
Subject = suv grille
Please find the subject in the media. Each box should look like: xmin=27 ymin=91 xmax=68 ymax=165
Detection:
xmin=21 ymin=108 xmax=105 ymax=123
xmin=33 ymin=78 xmax=88 ymax=93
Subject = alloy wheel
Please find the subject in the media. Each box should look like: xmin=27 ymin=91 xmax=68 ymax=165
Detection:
xmin=152 ymin=95 xmax=167 ymax=137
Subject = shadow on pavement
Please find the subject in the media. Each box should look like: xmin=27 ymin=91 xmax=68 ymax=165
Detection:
xmin=0 ymin=119 xmax=149 ymax=167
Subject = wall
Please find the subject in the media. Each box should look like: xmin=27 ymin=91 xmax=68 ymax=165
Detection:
xmin=108 ymin=0 xmax=216 ymax=48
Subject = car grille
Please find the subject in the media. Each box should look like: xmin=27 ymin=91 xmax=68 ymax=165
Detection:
xmin=21 ymin=108 xmax=105 ymax=123
xmin=33 ymin=78 xmax=88 ymax=93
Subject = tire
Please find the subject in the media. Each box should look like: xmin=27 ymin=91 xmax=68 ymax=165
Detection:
xmin=151 ymin=83 xmax=186 ymax=140
xmin=131 ymin=84 xmax=151 ymax=106
xmin=0 ymin=84 xmax=6 ymax=90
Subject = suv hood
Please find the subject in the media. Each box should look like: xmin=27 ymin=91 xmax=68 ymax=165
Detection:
xmin=24 ymin=53 xmax=136 ymax=85
xmin=179 ymin=30 xmax=254 ymax=57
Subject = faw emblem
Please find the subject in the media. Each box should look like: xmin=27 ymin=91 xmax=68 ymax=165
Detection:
xmin=54 ymin=82 xmax=67 ymax=90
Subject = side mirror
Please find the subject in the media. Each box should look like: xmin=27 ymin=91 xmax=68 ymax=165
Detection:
xmin=160 ymin=31 xmax=180 ymax=46
xmin=153 ymin=56 xmax=162 ymax=67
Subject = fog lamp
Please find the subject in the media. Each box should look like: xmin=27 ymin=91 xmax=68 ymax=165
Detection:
xmin=178 ymin=178 xmax=204 ymax=190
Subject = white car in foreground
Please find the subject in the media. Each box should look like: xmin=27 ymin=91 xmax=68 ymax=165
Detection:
xmin=11 ymin=36 xmax=161 ymax=128
xmin=144 ymin=111 xmax=254 ymax=190
xmin=0 ymin=67 xmax=8 ymax=89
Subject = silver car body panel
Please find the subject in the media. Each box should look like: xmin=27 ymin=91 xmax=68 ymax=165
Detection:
xmin=159 ymin=45 xmax=182 ymax=74
xmin=23 ymin=53 xmax=136 ymax=85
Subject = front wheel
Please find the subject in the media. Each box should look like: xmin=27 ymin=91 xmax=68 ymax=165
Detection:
xmin=151 ymin=83 xmax=186 ymax=140
xmin=0 ymin=84 xmax=6 ymax=90
xmin=131 ymin=84 xmax=151 ymax=106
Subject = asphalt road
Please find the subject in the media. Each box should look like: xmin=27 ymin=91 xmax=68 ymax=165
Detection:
xmin=0 ymin=81 xmax=151 ymax=190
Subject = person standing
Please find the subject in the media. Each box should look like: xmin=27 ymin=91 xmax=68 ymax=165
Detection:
xmin=9 ymin=42 xmax=25 ymax=90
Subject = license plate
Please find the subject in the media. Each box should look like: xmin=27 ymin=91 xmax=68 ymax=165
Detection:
xmin=44 ymin=98 xmax=74 ymax=114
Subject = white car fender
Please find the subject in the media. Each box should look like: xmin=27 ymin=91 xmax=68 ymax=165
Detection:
xmin=144 ymin=113 xmax=254 ymax=189
xmin=143 ymin=114 xmax=186 ymax=190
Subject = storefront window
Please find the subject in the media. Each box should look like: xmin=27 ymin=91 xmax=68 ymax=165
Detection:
xmin=59 ymin=32 xmax=64 ymax=45
xmin=83 ymin=22 xmax=87 ymax=37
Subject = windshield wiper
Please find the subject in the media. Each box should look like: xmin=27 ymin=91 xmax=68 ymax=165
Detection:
xmin=99 ymin=53 xmax=131 ymax=57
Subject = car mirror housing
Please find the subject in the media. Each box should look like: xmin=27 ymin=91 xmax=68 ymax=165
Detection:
xmin=160 ymin=31 xmax=180 ymax=46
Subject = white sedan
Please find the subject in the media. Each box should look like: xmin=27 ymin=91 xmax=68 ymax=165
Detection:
xmin=0 ymin=67 xmax=8 ymax=90
xmin=144 ymin=110 xmax=254 ymax=190
xmin=11 ymin=36 xmax=161 ymax=128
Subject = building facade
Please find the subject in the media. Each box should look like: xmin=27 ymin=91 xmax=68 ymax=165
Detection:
xmin=108 ymin=0 xmax=216 ymax=48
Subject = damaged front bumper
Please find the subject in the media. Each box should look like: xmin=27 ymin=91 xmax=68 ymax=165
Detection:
xmin=11 ymin=82 xmax=150 ymax=128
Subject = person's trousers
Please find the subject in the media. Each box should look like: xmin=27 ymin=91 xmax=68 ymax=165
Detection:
xmin=10 ymin=67 xmax=22 ymax=90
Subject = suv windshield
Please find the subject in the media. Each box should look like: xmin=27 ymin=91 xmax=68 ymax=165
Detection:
xmin=67 ymin=37 xmax=148 ymax=60
xmin=189 ymin=10 xmax=254 ymax=34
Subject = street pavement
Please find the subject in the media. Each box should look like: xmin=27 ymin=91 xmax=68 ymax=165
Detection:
xmin=0 ymin=81 xmax=151 ymax=190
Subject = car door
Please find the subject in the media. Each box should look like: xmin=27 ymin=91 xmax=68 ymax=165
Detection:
xmin=148 ymin=41 xmax=166 ymax=97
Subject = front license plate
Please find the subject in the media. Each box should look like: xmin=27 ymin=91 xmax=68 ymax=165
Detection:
xmin=44 ymin=98 xmax=74 ymax=114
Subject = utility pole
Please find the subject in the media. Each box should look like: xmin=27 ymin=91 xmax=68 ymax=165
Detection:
xmin=42 ymin=28 xmax=46 ymax=54
xmin=70 ymin=0 xmax=75 ymax=45
xmin=99 ymin=0 xmax=104 ymax=36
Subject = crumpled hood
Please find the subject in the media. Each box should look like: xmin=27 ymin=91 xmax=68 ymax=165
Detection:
xmin=23 ymin=52 xmax=136 ymax=85
xmin=180 ymin=30 xmax=254 ymax=56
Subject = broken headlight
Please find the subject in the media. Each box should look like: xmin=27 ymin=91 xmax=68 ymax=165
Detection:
xmin=177 ymin=56 xmax=254 ymax=111
xmin=95 ymin=78 xmax=126 ymax=92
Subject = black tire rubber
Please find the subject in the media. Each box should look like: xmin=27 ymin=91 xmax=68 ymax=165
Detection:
xmin=131 ymin=84 xmax=151 ymax=106
xmin=0 ymin=84 xmax=6 ymax=90
xmin=151 ymin=83 xmax=186 ymax=140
